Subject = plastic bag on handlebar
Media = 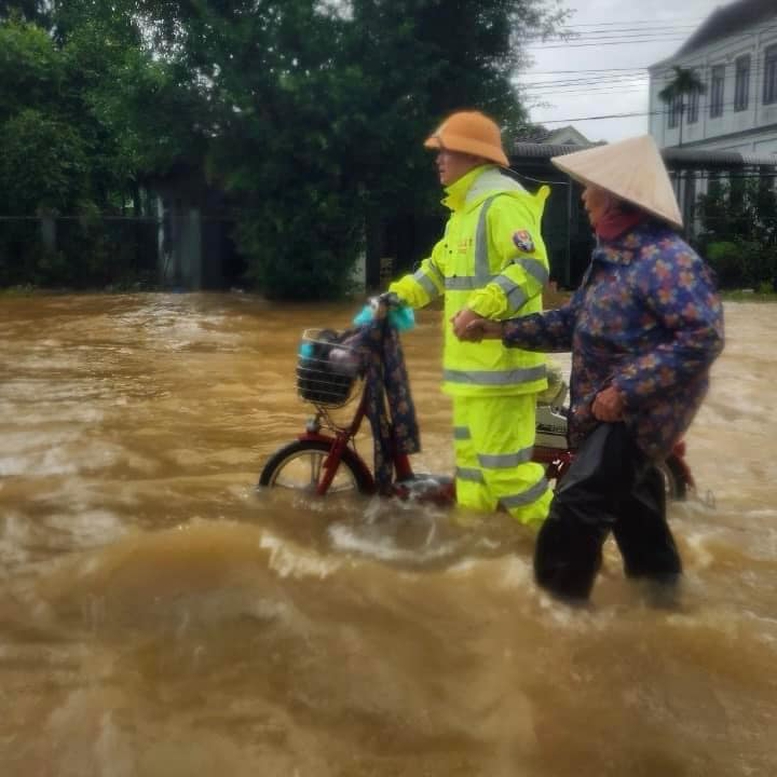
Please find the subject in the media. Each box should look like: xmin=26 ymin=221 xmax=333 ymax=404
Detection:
xmin=353 ymin=294 xmax=415 ymax=331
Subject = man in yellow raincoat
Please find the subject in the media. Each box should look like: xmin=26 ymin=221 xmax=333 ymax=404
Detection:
xmin=389 ymin=110 xmax=552 ymax=526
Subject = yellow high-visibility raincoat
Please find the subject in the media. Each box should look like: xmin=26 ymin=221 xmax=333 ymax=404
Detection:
xmin=389 ymin=164 xmax=552 ymax=525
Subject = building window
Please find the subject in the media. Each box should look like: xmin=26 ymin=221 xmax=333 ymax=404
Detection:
xmin=710 ymin=65 xmax=725 ymax=118
xmin=667 ymin=93 xmax=683 ymax=128
xmin=734 ymin=55 xmax=751 ymax=111
xmin=764 ymin=45 xmax=777 ymax=105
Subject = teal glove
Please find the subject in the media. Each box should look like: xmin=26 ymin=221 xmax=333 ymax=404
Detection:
xmin=387 ymin=305 xmax=415 ymax=331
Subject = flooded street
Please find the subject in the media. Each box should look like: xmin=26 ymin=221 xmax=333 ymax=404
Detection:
xmin=0 ymin=292 xmax=775 ymax=776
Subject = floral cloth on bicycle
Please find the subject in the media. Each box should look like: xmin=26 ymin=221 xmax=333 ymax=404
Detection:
xmin=358 ymin=321 xmax=421 ymax=494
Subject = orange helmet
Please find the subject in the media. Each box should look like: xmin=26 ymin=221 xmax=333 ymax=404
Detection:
xmin=424 ymin=110 xmax=509 ymax=167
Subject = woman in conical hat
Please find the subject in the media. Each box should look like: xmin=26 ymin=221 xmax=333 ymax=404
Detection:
xmin=551 ymin=134 xmax=684 ymax=231
xmin=459 ymin=134 xmax=724 ymax=604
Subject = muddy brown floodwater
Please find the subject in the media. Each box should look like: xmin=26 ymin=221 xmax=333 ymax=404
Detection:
xmin=0 ymin=293 xmax=775 ymax=776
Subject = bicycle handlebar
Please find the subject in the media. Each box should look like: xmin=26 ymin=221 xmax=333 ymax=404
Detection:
xmin=354 ymin=293 xmax=414 ymax=331
xmin=368 ymin=292 xmax=402 ymax=318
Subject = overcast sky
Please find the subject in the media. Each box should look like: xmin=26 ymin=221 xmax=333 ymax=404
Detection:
xmin=521 ymin=0 xmax=723 ymax=142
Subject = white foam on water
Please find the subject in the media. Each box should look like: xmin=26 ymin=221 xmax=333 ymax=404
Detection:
xmin=259 ymin=531 xmax=342 ymax=579
xmin=680 ymin=527 xmax=726 ymax=569
xmin=0 ymin=437 xmax=129 ymax=478
xmin=42 ymin=688 xmax=137 ymax=777
xmin=740 ymin=608 xmax=777 ymax=637
xmin=0 ymin=432 xmax=80 ymax=477
xmin=664 ymin=603 xmax=742 ymax=639
xmin=494 ymin=554 xmax=533 ymax=589
xmin=327 ymin=518 xmax=457 ymax=565
xmin=444 ymin=554 xmax=534 ymax=598
xmin=45 ymin=510 xmax=127 ymax=549
xmin=742 ymin=508 xmax=777 ymax=519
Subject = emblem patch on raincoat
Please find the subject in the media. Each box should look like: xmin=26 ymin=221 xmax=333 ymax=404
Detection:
xmin=512 ymin=230 xmax=535 ymax=253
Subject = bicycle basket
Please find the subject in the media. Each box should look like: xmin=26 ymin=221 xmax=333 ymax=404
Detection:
xmin=296 ymin=328 xmax=361 ymax=408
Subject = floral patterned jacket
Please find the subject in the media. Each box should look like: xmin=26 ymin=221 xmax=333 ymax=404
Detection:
xmin=502 ymin=221 xmax=724 ymax=460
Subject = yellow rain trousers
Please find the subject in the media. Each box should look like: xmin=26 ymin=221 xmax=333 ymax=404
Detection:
xmin=389 ymin=164 xmax=552 ymax=525
xmin=454 ymin=394 xmax=552 ymax=526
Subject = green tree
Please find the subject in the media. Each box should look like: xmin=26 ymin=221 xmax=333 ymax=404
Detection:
xmin=165 ymin=0 xmax=568 ymax=298
xmin=0 ymin=0 xmax=50 ymax=25
xmin=0 ymin=109 xmax=89 ymax=214
xmin=659 ymin=66 xmax=706 ymax=148
xmin=0 ymin=17 xmax=61 ymax=122
xmin=1 ymin=0 xmax=569 ymax=296
xmin=696 ymin=176 xmax=777 ymax=290
xmin=0 ymin=10 xmax=202 ymax=286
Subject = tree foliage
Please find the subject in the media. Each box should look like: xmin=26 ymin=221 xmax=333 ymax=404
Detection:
xmin=174 ymin=0 xmax=567 ymax=297
xmin=1 ymin=0 xmax=569 ymax=296
xmin=0 ymin=11 xmax=197 ymax=214
xmin=0 ymin=8 xmax=196 ymax=286
xmin=658 ymin=66 xmax=706 ymax=105
xmin=696 ymin=177 xmax=777 ymax=290
xmin=658 ymin=66 xmax=706 ymax=147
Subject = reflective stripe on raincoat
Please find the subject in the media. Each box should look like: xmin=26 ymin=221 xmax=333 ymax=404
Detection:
xmin=389 ymin=165 xmax=550 ymax=397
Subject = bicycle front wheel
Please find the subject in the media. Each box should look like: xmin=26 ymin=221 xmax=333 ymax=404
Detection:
xmin=258 ymin=440 xmax=372 ymax=495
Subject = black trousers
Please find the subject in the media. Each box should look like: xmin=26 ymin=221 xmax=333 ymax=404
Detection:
xmin=534 ymin=423 xmax=682 ymax=601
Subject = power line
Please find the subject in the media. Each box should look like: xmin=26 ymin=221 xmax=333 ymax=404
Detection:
xmin=528 ymin=57 xmax=777 ymax=78
xmin=527 ymin=89 xmax=648 ymax=100
xmin=528 ymin=21 xmax=777 ymax=51
xmin=527 ymin=67 xmax=651 ymax=75
xmin=523 ymin=86 xmax=649 ymax=99
xmin=548 ymin=63 xmax=762 ymax=78
xmin=522 ymin=62 xmax=777 ymax=98
xmin=558 ymin=18 xmax=706 ymax=28
xmin=522 ymin=75 xmax=649 ymax=90
xmin=530 ymin=37 xmax=690 ymax=50
xmin=522 ymin=70 xmax=648 ymax=84
xmin=531 ymin=94 xmax=777 ymax=123
xmin=654 ymin=61 xmax=777 ymax=79
xmin=543 ymin=27 xmax=699 ymax=41
xmin=559 ymin=24 xmax=700 ymax=33
xmin=530 ymin=109 xmax=658 ymax=125
xmin=529 ymin=88 xmax=735 ymax=101
xmin=524 ymin=73 xmax=649 ymax=84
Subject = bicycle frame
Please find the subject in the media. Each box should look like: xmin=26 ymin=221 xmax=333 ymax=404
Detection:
xmin=293 ymin=380 xmax=576 ymax=502
xmin=297 ymin=379 xmax=415 ymax=497
xmin=532 ymin=445 xmax=575 ymax=486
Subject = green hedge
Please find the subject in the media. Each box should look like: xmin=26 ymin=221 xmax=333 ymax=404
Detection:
xmin=705 ymin=239 xmax=777 ymax=292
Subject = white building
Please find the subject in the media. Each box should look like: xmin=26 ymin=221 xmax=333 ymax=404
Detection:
xmin=648 ymin=0 xmax=777 ymax=156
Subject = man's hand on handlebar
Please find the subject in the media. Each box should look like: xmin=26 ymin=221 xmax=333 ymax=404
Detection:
xmin=369 ymin=292 xmax=400 ymax=316
xmin=379 ymin=291 xmax=402 ymax=308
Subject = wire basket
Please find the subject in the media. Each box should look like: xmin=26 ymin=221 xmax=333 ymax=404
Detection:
xmin=296 ymin=328 xmax=362 ymax=408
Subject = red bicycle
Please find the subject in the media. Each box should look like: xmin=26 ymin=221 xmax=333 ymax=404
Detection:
xmin=259 ymin=308 xmax=692 ymax=503
xmin=259 ymin=310 xmax=456 ymax=504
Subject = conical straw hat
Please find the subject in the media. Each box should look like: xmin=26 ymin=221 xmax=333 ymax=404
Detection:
xmin=551 ymin=135 xmax=683 ymax=229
